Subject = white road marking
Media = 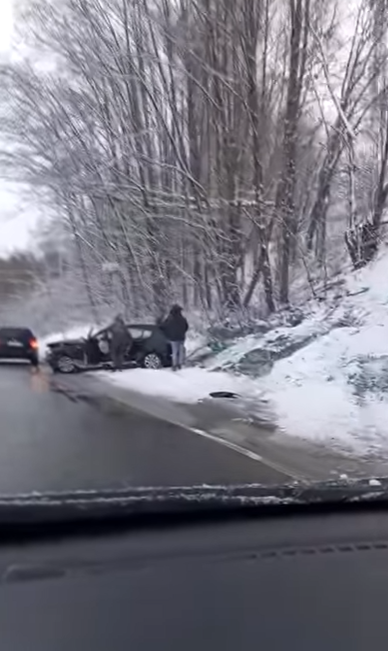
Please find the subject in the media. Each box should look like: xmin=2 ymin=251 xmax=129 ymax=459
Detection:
xmin=189 ymin=426 xmax=264 ymax=462
xmin=111 ymin=390 xmax=304 ymax=480
xmin=180 ymin=425 xmax=303 ymax=481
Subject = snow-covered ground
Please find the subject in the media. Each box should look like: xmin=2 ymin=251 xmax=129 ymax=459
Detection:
xmin=255 ymin=252 xmax=388 ymax=458
xmin=184 ymin=332 xmax=209 ymax=358
xmin=99 ymin=366 xmax=262 ymax=405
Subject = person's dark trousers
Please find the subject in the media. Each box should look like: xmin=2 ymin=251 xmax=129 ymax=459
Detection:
xmin=111 ymin=345 xmax=125 ymax=370
xmin=170 ymin=341 xmax=185 ymax=370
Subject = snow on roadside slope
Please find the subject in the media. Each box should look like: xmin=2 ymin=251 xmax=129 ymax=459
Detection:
xmin=206 ymin=311 xmax=330 ymax=372
xmin=184 ymin=331 xmax=209 ymax=357
xmin=261 ymin=250 xmax=388 ymax=457
xmin=99 ymin=366 xmax=262 ymax=404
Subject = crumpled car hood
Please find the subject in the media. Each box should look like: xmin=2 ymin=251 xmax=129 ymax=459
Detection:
xmin=47 ymin=339 xmax=84 ymax=347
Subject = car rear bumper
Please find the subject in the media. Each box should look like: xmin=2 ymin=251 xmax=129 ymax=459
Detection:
xmin=0 ymin=348 xmax=37 ymax=360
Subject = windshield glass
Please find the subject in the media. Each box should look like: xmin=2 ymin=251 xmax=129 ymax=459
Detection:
xmin=0 ymin=0 xmax=386 ymax=498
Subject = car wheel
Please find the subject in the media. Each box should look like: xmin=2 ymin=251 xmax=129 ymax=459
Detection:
xmin=56 ymin=355 xmax=77 ymax=374
xmin=143 ymin=352 xmax=163 ymax=369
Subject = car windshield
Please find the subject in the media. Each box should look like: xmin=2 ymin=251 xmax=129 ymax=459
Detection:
xmin=0 ymin=0 xmax=387 ymax=502
xmin=0 ymin=328 xmax=32 ymax=341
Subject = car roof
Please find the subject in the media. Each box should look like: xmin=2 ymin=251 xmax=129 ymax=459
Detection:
xmin=94 ymin=323 xmax=160 ymax=337
xmin=97 ymin=323 xmax=158 ymax=331
xmin=0 ymin=326 xmax=34 ymax=335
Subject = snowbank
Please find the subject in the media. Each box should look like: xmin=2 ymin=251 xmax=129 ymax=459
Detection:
xmin=99 ymin=366 xmax=262 ymax=404
xmin=260 ymin=251 xmax=388 ymax=457
xmin=184 ymin=332 xmax=210 ymax=358
xmin=206 ymin=312 xmax=330 ymax=373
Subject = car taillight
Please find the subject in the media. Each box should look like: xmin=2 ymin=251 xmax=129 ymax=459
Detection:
xmin=29 ymin=338 xmax=39 ymax=350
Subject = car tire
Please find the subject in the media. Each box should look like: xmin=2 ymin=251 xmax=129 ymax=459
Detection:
xmin=142 ymin=352 xmax=163 ymax=369
xmin=56 ymin=355 xmax=77 ymax=374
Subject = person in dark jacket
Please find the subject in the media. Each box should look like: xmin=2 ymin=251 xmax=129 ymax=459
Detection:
xmin=162 ymin=304 xmax=189 ymax=371
xmin=109 ymin=314 xmax=132 ymax=371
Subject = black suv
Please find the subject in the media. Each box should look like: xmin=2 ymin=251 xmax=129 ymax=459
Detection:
xmin=46 ymin=324 xmax=172 ymax=374
xmin=0 ymin=327 xmax=39 ymax=367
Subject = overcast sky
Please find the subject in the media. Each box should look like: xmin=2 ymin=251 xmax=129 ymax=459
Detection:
xmin=0 ymin=0 xmax=41 ymax=257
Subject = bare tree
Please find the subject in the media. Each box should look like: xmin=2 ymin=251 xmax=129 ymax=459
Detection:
xmin=2 ymin=0 xmax=388 ymax=329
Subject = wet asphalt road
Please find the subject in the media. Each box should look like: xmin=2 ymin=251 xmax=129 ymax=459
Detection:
xmin=0 ymin=363 xmax=288 ymax=494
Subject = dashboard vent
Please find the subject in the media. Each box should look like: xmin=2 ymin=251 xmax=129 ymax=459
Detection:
xmin=260 ymin=541 xmax=388 ymax=560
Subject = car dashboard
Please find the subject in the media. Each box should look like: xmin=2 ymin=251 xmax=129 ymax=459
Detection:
xmin=1 ymin=505 xmax=388 ymax=650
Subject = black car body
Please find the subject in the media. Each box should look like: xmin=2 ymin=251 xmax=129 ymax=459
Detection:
xmin=46 ymin=324 xmax=172 ymax=373
xmin=0 ymin=327 xmax=39 ymax=366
